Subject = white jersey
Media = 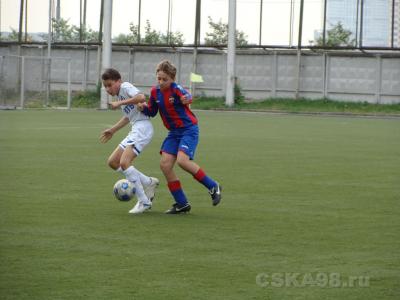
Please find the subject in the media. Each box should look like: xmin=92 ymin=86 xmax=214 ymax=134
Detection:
xmin=117 ymin=82 xmax=150 ymax=125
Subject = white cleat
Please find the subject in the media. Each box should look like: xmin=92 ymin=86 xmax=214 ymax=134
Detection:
xmin=129 ymin=201 xmax=152 ymax=214
xmin=143 ymin=177 xmax=160 ymax=201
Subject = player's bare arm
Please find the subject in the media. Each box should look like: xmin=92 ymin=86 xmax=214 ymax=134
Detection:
xmin=108 ymin=94 xmax=146 ymax=110
xmin=99 ymin=116 xmax=130 ymax=143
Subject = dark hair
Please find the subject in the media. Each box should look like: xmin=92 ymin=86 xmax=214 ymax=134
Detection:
xmin=102 ymin=68 xmax=121 ymax=81
xmin=156 ymin=60 xmax=177 ymax=80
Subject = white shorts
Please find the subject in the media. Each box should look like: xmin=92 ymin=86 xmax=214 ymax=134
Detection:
xmin=119 ymin=120 xmax=154 ymax=156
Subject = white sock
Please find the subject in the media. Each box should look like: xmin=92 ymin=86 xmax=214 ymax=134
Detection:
xmin=130 ymin=166 xmax=151 ymax=186
xmin=116 ymin=167 xmax=124 ymax=174
xmin=123 ymin=166 xmax=150 ymax=204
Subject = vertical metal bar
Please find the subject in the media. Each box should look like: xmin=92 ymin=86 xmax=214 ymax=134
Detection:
xmin=322 ymin=52 xmax=327 ymax=98
xmin=297 ymin=0 xmax=304 ymax=49
xmin=24 ymin=0 xmax=28 ymax=42
xmin=100 ymin=0 xmax=112 ymax=109
xmin=0 ymin=56 xmax=4 ymax=105
xmin=193 ymin=0 xmax=201 ymax=96
xmin=18 ymin=0 xmax=24 ymax=42
xmin=98 ymin=0 xmax=104 ymax=42
xmin=83 ymin=46 xmax=88 ymax=90
xmin=259 ymin=0 xmax=263 ymax=46
xmin=167 ymin=0 xmax=171 ymax=44
xmin=46 ymin=0 xmax=52 ymax=106
xmin=0 ymin=0 xmax=2 ymax=40
xmin=325 ymin=54 xmax=330 ymax=98
xmin=375 ymin=55 xmax=382 ymax=104
xmin=20 ymin=56 xmax=25 ymax=108
xmin=177 ymin=51 xmax=182 ymax=84
xmin=96 ymin=45 xmax=102 ymax=87
xmin=355 ymin=0 xmax=360 ymax=47
xmin=191 ymin=49 xmax=197 ymax=95
xmin=56 ymin=0 xmax=60 ymax=20
xmin=67 ymin=60 xmax=71 ymax=109
xmin=295 ymin=0 xmax=304 ymax=99
xmin=289 ymin=0 xmax=294 ymax=47
xmin=80 ymin=0 xmax=83 ymax=42
xmin=225 ymin=0 xmax=236 ymax=107
xmin=391 ymin=0 xmax=395 ymax=48
xmin=47 ymin=0 xmax=52 ymax=57
xmin=272 ymin=51 xmax=277 ymax=97
xmin=83 ymin=0 xmax=87 ymax=28
xmin=194 ymin=0 xmax=201 ymax=46
xmin=323 ymin=0 xmax=327 ymax=46
xmin=359 ymin=0 xmax=364 ymax=48
xmin=138 ymin=0 xmax=141 ymax=43
xmin=129 ymin=49 xmax=135 ymax=83
xmin=128 ymin=48 xmax=132 ymax=82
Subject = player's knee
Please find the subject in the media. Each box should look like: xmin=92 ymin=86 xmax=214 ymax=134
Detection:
xmin=160 ymin=160 xmax=172 ymax=173
xmin=107 ymin=157 xmax=119 ymax=170
xmin=119 ymin=160 xmax=130 ymax=170
xmin=176 ymin=152 xmax=190 ymax=168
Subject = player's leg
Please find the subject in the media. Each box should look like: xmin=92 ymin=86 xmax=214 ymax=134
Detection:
xmin=119 ymin=124 xmax=154 ymax=213
xmin=176 ymin=151 xmax=222 ymax=206
xmin=160 ymin=140 xmax=191 ymax=214
xmin=128 ymin=122 xmax=159 ymax=200
xmin=176 ymin=127 xmax=222 ymax=206
xmin=107 ymin=146 xmax=124 ymax=171
xmin=120 ymin=146 xmax=152 ymax=213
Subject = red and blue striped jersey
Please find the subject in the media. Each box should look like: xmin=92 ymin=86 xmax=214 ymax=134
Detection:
xmin=143 ymin=82 xmax=198 ymax=130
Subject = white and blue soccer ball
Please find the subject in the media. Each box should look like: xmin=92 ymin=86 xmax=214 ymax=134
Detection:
xmin=113 ymin=179 xmax=136 ymax=201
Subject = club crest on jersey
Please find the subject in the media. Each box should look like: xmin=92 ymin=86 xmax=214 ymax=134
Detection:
xmin=169 ymin=96 xmax=175 ymax=104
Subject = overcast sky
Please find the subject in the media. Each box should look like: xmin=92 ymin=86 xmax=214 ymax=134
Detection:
xmin=1 ymin=0 xmax=323 ymax=45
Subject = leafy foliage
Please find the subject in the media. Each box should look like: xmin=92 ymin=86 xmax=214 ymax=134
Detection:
xmin=115 ymin=20 xmax=184 ymax=45
xmin=50 ymin=18 xmax=99 ymax=42
xmin=204 ymin=17 xmax=248 ymax=46
xmin=0 ymin=28 xmax=32 ymax=42
xmin=315 ymin=22 xmax=355 ymax=47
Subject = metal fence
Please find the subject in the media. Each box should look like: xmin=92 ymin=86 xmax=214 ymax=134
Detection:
xmin=2 ymin=0 xmax=400 ymax=50
xmin=1 ymin=44 xmax=399 ymax=106
xmin=0 ymin=54 xmax=71 ymax=108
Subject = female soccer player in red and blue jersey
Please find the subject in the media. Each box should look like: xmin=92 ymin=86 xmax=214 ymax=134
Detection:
xmin=139 ymin=60 xmax=222 ymax=214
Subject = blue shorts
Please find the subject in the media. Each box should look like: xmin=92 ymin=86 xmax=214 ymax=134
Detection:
xmin=160 ymin=125 xmax=199 ymax=160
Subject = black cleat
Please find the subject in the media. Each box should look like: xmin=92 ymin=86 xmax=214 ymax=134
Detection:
xmin=209 ymin=183 xmax=222 ymax=206
xmin=165 ymin=203 xmax=191 ymax=214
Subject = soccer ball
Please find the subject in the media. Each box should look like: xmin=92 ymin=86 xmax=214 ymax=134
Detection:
xmin=113 ymin=179 xmax=136 ymax=201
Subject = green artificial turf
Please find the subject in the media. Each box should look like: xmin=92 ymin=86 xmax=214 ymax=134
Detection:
xmin=0 ymin=110 xmax=399 ymax=299
xmin=191 ymin=97 xmax=400 ymax=115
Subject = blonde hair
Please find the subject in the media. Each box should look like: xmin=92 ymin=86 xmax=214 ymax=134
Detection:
xmin=156 ymin=60 xmax=177 ymax=80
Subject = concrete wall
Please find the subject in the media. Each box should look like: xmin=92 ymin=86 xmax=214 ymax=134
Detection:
xmin=1 ymin=44 xmax=399 ymax=104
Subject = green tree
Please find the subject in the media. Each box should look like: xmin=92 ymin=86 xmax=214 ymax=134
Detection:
xmin=51 ymin=18 xmax=99 ymax=42
xmin=114 ymin=23 xmax=139 ymax=43
xmin=142 ymin=20 xmax=184 ymax=45
xmin=204 ymin=17 xmax=248 ymax=46
xmin=1 ymin=28 xmax=19 ymax=41
xmin=115 ymin=20 xmax=184 ymax=45
xmin=315 ymin=22 xmax=355 ymax=47
xmin=0 ymin=27 xmax=32 ymax=41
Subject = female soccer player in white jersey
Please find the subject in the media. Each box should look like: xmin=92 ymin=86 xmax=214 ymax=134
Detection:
xmin=100 ymin=68 xmax=159 ymax=214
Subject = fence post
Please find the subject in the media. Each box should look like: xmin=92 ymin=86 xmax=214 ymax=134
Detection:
xmin=272 ymin=50 xmax=277 ymax=97
xmin=322 ymin=52 xmax=327 ymax=98
xmin=0 ymin=56 xmax=4 ymax=106
xmin=375 ymin=54 xmax=382 ymax=104
xmin=324 ymin=53 xmax=330 ymax=99
xmin=67 ymin=59 xmax=72 ymax=109
xmin=20 ymin=56 xmax=25 ymax=108
xmin=83 ymin=46 xmax=89 ymax=90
